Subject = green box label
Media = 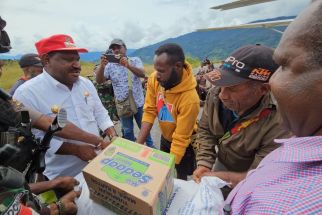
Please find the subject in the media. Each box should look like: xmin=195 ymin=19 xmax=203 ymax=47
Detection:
xmin=148 ymin=150 xmax=175 ymax=167
xmin=112 ymin=138 xmax=143 ymax=153
xmin=101 ymin=152 xmax=153 ymax=187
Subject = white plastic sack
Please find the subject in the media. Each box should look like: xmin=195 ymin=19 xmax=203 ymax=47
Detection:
xmin=164 ymin=177 xmax=226 ymax=215
xmin=75 ymin=174 xmax=226 ymax=215
xmin=75 ymin=173 xmax=117 ymax=215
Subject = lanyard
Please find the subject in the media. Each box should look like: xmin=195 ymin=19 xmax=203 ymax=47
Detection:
xmin=219 ymin=108 xmax=272 ymax=144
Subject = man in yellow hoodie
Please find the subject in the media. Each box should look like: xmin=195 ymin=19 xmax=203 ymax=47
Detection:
xmin=137 ymin=43 xmax=200 ymax=180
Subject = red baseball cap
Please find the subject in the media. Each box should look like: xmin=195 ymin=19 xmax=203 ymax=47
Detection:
xmin=35 ymin=34 xmax=88 ymax=56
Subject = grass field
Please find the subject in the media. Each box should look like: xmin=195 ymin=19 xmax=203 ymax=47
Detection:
xmin=0 ymin=61 xmax=97 ymax=91
xmin=0 ymin=59 xmax=199 ymax=91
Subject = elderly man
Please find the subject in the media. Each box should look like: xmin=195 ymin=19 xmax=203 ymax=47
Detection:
xmin=9 ymin=53 xmax=43 ymax=95
xmin=95 ymin=39 xmax=154 ymax=147
xmin=223 ymin=1 xmax=322 ymax=214
xmin=193 ymin=44 xmax=291 ymax=191
xmin=13 ymin=34 xmax=117 ymax=180
xmin=137 ymin=43 xmax=200 ymax=180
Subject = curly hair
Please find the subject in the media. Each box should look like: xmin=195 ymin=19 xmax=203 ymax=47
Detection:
xmin=154 ymin=43 xmax=185 ymax=65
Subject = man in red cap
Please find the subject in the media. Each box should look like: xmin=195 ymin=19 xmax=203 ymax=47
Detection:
xmin=192 ymin=44 xmax=291 ymax=197
xmin=13 ymin=34 xmax=117 ymax=180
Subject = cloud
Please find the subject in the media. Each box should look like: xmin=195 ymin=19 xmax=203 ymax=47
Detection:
xmin=112 ymin=22 xmax=146 ymax=46
xmin=2 ymin=0 xmax=311 ymax=55
xmin=202 ymin=0 xmax=311 ymax=28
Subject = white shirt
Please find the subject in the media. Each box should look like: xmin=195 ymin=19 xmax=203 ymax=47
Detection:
xmin=13 ymin=71 xmax=114 ymax=179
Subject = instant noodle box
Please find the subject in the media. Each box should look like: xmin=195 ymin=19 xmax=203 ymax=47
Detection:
xmin=83 ymin=137 xmax=175 ymax=215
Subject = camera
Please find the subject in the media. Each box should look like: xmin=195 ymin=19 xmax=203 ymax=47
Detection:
xmin=104 ymin=49 xmax=122 ymax=63
xmin=0 ymin=108 xmax=67 ymax=183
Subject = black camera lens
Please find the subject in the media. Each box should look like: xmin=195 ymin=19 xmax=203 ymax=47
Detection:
xmin=105 ymin=49 xmax=113 ymax=55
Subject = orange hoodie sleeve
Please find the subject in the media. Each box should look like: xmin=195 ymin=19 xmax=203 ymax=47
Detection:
xmin=142 ymin=73 xmax=158 ymax=124
xmin=170 ymin=101 xmax=200 ymax=164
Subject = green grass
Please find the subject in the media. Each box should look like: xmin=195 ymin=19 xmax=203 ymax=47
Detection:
xmin=0 ymin=61 xmax=97 ymax=91
xmin=0 ymin=59 xmax=202 ymax=91
xmin=186 ymin=56 xmax=200 ymax=68
xmin=0 ymin=60 xmax=21 ymax=91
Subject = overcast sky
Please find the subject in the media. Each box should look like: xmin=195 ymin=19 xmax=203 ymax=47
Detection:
xmin=1 ymin=0 xmax=310 ymax=54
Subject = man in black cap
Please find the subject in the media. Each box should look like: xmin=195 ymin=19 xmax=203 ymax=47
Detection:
xmin=9 ymin=53 xmax=43 ymax=95
xmin=192 ymin=44 xmax=291 ymax=194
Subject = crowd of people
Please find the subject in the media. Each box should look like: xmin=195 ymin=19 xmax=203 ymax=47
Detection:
xmin=0 ymin=0 xmax=322 ymax=214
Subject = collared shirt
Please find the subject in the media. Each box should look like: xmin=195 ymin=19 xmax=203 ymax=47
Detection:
xmin=104 ymin=57 xmax=145 ymax=107
xmin=13 ymin=71 xmax=114 ymax=179
xmin=196 ymin=88 xmax=290 ymax=171
xmin=226 ymin=136 xmax=322 ymax=214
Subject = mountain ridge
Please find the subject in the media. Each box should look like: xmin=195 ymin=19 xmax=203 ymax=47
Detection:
xmin=0 ymin=16 xmax=295 ymax=64
xmin=131 ymin=16 xmax=295 ymax=63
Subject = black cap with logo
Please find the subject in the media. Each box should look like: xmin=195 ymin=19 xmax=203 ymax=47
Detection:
xmin=206 ymin=44 xmax=278 ymax=87
xmin=18 ymin=53 xmax=43 ymax=68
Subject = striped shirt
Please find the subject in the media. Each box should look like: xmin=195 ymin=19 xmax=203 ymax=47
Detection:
xmin=226 ymin=136 xmax=322 ymax=214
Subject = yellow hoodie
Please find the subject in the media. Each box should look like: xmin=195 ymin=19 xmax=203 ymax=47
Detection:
xmin=142 ymin=62 xmax=200 ymax=164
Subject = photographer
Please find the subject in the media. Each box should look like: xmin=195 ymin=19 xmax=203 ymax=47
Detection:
xmin=95 ymin=39 xmax=154 ymax=147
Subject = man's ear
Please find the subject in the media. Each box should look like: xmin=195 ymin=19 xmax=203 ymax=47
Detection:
xmin=41 ymin=54 xmax=49 ymax=66
xmin=175 ymin=61 xmax=183 ymax=70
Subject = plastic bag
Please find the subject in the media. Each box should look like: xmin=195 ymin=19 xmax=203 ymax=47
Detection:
xmin=75 ymin=174 xmax=226 ymax=215
xmin=164 ymin=177 xmax=227 ymax=215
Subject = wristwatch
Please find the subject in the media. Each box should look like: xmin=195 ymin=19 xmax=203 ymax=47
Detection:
xmin=55 ymin=200 xmax=65 ymax=215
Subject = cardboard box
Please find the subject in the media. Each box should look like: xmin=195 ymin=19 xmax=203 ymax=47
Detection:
xmin=83 ymin=137 xmax=175 ymax=215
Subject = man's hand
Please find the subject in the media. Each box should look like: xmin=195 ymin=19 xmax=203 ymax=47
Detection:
xmin=201 ymin=171 xmax=247 ymax=188
xmin=29 ymin=176 xmax=78 ymax=195
xmin=59 ymin=190 xmax=81 ymax=214
xmin=137 ymin=122 xmax=153 ymax=144
xmin=95 ymin=54 xmax=108 ymax=84
xmin=52 ymin=176 xmax=79 ymax=192
xmin=96 ymin=139 xmax=111 ymax=150
xmin=193 ymin=165 xmax=211 ymax=183
xmin=119 ymin=56 xmax=129 ymax=68
xmin=75 ymin=144 xmax=97 ymax=161
xmin=99 ymin=54 xmax=109 ymax=68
